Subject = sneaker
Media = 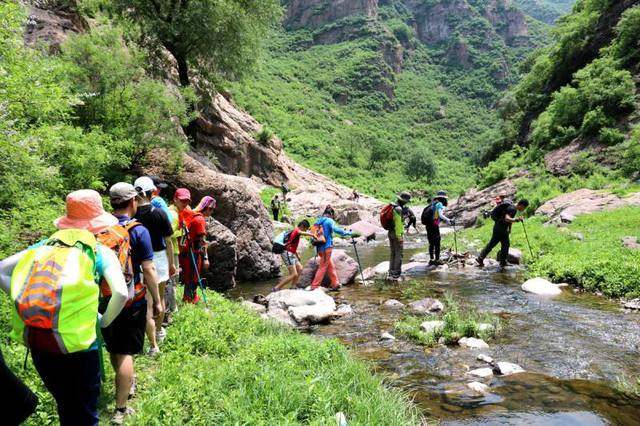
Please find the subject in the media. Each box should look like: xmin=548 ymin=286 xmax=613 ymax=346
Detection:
xmin=111 ymin=407 xmax=135 ymax=425
xmin=147 ymin=346 xmax=160 ymax=357
xmin=475 ymin=257 xmax=484 ymax=268
xmin=328 ymin=285 xmax=341 ymax=292
xmin=156 ymin=328 xmax=167 ymax=344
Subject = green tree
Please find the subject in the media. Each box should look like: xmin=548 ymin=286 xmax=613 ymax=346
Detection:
xmin=404 ymin=147 xmax=437 ymax=181
xmin=110 ymin=0 xmax=282 ymax=87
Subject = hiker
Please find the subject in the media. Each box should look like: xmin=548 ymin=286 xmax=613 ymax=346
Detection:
xmin=421 ymin=190 xmax=453 ymax=265
xmin=175 ymin=191 xmax=215 ymax=303
xmin=476 ymin=199 xmax=529 ymax=268
xmin=384 ymin=192 xmax=411 ymax=281
xmin=133 ymin=176 xmax=175 ymax=355
xmin=0 ymin=189 xmax=128 ymax=426
xmin=165 ymin=200 xmax=181 ymax=324
xmin=271 ymin=194 xmax=281 ymax=221
xmin=352 ymin=189 xmax=360 ymax=203
xmin=310 ymin=207 xmax=357 ymax=291
xmin=0 ymin=345 xmax=39 ymax=424
xmin=149 ymin=176 xmax=180 ymax=326
xmin=272 ymin=220 xmax=312 ymax=292
xmin=403 ymin=206 xmax=418 ymax=234
xmin=102 ymin=183 xmax=162 ymax=424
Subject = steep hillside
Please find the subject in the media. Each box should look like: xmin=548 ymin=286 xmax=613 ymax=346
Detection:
xmin=482 ymin=0 xmax=639 ymax=186
xmin=514 ymin=0 xmax=575 ymax=23
xmin=226 ymin=0 xmax=566 ymax=199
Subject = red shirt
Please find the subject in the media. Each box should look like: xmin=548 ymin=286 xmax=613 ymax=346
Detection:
xmin=286 ymin=228 xmax=302 ymax=254
xmin=178 ymin=208 xmax=207 ymax=253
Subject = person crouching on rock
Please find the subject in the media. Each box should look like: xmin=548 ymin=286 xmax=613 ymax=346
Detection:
xmin=175 ymin=189 xmax=215 ymax=304
xmin=272 ymin=220 xmax=313 ymax=292
xmin=476 ymin=199 xmax=529 ymax=269
xmin=310 ymin=207 xmax=358 ymax=291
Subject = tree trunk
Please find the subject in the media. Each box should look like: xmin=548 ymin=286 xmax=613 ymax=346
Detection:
xmin=176 ymin=54 xmax=190 ymax=87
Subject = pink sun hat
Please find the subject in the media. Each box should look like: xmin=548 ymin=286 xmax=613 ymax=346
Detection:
xmin=54 ymin=189 xmax=118 ymax=234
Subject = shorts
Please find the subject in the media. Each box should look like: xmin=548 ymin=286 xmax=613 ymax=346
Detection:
xmin=153 ymin=250 xmax=170 ymax=282
xmin=101 ymin=301 xmax=147 ymax=355
xmin=281 ymin=251 xmax=298 ymax=267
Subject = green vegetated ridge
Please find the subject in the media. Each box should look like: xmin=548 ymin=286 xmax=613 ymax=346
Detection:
xmin=514 ymin=0 xmax=576 ymax=23
xmin=226 ymin=0 xmax=564 ymax=199
xmin=481 ymin=1 xmax=640 ymax=196
xmin=0 ymin=290 xmax=420 ymax=425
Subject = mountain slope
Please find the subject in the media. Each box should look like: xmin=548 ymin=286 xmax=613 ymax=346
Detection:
xmin=225 ymin=0 xmax=568 ymax=199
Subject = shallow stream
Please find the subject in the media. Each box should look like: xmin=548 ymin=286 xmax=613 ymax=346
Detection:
xmin=231 ymin=237 xmax=640 ymax=425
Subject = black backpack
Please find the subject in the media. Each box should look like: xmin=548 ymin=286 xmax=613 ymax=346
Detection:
xmin=421 ymin=202 xmax=436 ymax=226
xmin=490 ymin=202 xmax=513 ymax=222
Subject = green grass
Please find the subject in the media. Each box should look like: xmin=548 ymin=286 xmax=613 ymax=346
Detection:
xmin=260 ymin=186 xmax=292 ymax=221
xmin=394 ymin=294 xmax=500 ymax=347
xmin=1 ymin=290 xmax=421 ymax=425
xmin=447 ymin=207 xmax=640 ymax=298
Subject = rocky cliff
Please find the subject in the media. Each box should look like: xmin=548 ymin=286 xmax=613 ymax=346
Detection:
xmin=285 ymin=0 xmax=378 ymax=29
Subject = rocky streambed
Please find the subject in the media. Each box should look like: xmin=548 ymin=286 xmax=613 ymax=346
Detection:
xmin=230 ymin=236 xmax=640 ymax=425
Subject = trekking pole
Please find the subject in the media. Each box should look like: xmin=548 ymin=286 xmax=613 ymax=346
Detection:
xmin=521 ymin=221 xmax=534 ymax=259
xmin=351 ymin=237 xmax=366 ymax=285
xmin=452 ymin=221 xmax=458 ymax=256
xmin=182 ymin=223 xmax=209 ymax=307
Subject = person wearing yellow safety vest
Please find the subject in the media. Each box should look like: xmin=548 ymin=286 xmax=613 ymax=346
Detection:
xmin=0 ymin=190 xmax=128 ymax=426
xmin=388 ymin=192 xmax=411 ymax=281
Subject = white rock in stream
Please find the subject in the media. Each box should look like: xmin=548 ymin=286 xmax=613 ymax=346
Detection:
xmin=380 ymin=332 xmax=396 ymax=341
xmin=467 ymin=381 xmax=490 ymax=395
xmin=382 ymin=299 xmax=406 ymax=310
xmin=494 ymin=362 xmax=525 ymax=376
xmin=521 ymin=277 xmax=563 ymax=296
xmin=458 ymin=337 xmax=489 ymax=349
xmin=477 ymin=354 xmax=494 ymax=364
xmin=420 ymin=320 xmax=445 ymax=334
xmin=266 ymin=289 xmax=336 ymax=325
xmin=468 ymin=367 xmax=494 ymax=378
xmin=478 ymin=323 xmax=495 ymax=333
xmin=408 ymin=298 xmax=444 ymax=314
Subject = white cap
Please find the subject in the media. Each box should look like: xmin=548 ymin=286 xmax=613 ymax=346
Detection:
xmin=134 ymin=176 xmax=156 ymax=193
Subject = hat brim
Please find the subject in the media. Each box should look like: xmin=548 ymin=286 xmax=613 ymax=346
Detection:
xmin=54 ymin=212 xmax=118 ymax=235
xmin=175 ymin=195 xmax=191 ymax=202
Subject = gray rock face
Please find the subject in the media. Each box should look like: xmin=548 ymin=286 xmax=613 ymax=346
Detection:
xmin=143 ymin=151 xmax=279 ymax=286
xmin=448 ymin=178 xmax=518 ymax=228
xmin=24 ymin=0 xmax=88 ymax=53
xmin=297 ymin=249 xmax=358 ymax=288
xmin=285 ymin=0 xmax=378 ymax=29
xmin=408 ymin=298 xmax=444 ymax=314
xmin=536 ymin=189 xmax=640 ymax=223
xmin=205 ymin=219 xmax=237 ymax=290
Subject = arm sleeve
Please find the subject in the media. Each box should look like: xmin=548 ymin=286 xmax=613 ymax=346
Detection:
xmin=135 ymin=227 xmax=155 ymax=262
xmin=157 ymin=209 xmax=174 ymax=238
xmin=0 ymin=251 xmax=26 ymax=295
xmin=438 ymin=206 xmax=452 ymax=224
xmin=331 ymin=219 xmax=352 ymax=237
xmin=97 ymin=245 xmax=128 ymax=328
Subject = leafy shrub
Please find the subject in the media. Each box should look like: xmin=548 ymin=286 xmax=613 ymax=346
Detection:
xmin=599 ymin=127 xmax=625 ymax=146
xmin=404 ymin=147 xmax=437 ymax=181
xmin=256 ymin=127 xmax=274 ymax=145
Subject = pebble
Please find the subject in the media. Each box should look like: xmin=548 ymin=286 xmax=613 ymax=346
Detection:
xmin=380 ymin=332 xmax=396 ymax=341
xmin=467 ymin=381 xmax=490 ymax=395
xmin=458 ymin=337 xmax=489 ymax=349
xmin=468 ymin=367 xmax=494 ymax=378
xmin=477 ymin=354 xmax=494 ymax=364
xmin=494 ymin=362 xmax=525 ymax=376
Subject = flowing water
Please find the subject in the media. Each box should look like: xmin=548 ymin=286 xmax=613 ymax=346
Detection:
xmin=230 ymin=237 xmax=640 ymax=425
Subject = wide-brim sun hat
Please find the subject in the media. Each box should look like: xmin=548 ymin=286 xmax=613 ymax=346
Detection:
xmin=54 ymin=189 xmax=118 ymax=234
xmin=397 ymin=191 xmax=412 ymax=203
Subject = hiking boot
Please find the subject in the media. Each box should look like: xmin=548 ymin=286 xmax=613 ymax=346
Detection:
xmin=475 ymin=257 xmax=484 ymax=268
xmin=111 ymin=407 xmax=135 ymax=425
xmin=328 ymin=285 xmax=341 ymax=292
xmin=428 ymin=260 xmax=437 ymax=266
xmin=147 ymin=346 xmax=160 ymax=357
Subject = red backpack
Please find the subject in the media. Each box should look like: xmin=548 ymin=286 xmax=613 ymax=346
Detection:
xmin=380 ymin=204 xmax=395 ymax=230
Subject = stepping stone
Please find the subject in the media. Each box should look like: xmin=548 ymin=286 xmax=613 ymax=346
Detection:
xmin=382 ymin=299 xmax=405 ymax=310
xmin=494 ymin=362 xmax=525 ymax=376
xmin=477 ymin=354 xmax=494 ymax=364
xmin=467 ymin=381 xmax=490 ymax=395
xmin=380 ymin=332 xmax=396 ymax=341
xmin=458 ymin=337 xmax=489 ymax=349
xmin=468 ymin=367 xmax=493 ymax=378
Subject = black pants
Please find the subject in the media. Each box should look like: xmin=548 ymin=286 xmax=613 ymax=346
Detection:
xmin=31 ymin=349 xmax=101 ymax=426
xmin=272 ymin=208 xmax=279 ymax=221
xmin=1 ymin=346 xmax=38 ymax=425
xmin=480 ymin=223 xmax=510 ymax=265
xmin=426 ymin=226 xmax=441 ymax=260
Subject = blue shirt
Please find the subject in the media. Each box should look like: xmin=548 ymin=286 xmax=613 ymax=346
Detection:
xmin=115 ymin=214 xmax=154 ymax=285
xmin=151 ymin=196 xmax=173 ymax=222
xmin=315 ymin=217 xmax=351 ymax=253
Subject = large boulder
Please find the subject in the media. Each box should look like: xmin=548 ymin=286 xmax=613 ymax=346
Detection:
xmin=204 ymin=219 xmax=237 ymax=290
xmin=448 ymin=178 xmax=519 ymax=228
xmin=297 ymin=249 xmax=358 ymax=288
xmin=24 ymin=1 xmax=88 ymax=53
xmin=521 ymin=278 xmax=562 ymax=296
xmin=349 ymin=220 xmax=385 ymax=241
xmin=536 ymin=189 xmax=640 ymax=223
xmin=142 ymin=151 xmax=280 ymax=286
xmin=266 ymin=289 xmax=337 ymax=325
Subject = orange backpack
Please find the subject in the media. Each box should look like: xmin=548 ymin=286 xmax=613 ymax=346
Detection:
xmin=310 ymin=223 xmax=326 ymax=247
xmin=380 ymin=204 xmax=395 ymax=230
xmin=96 ymin=221 xmax=141 ymax=306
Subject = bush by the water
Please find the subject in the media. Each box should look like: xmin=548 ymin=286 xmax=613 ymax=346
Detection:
xmin=395 ymin=294 xmax=500 ymax=347
xmin=0 ymin=291 xmax=420 ymax=425
xmin=449 ymin=207 xmax=640 ymax=298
